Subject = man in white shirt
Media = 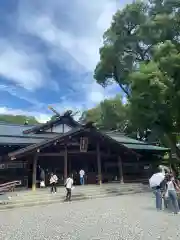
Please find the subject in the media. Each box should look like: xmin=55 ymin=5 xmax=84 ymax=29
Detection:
xmin=50 ymin=173 xmax=58 ymax=193
xmin=79 ymin=169 xmax=85 ymax=185
xmin=65 ymin=175 xmax=73 ymax=201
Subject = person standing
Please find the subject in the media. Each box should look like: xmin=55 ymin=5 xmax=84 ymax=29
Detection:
xmin=150 ymin=168 xmax=165 ymax=211
xmin=65 ymin=175 xmax=73 ymax=201
xmin=79 ymin=169 xmax=85 ymax=185
xmin=50 ymin=173 xmax=58 ymax=194
xmin=153 ymin=185 xmax=163 ymax=210
xmin=166 ymin=174 xmax=180 ymax=214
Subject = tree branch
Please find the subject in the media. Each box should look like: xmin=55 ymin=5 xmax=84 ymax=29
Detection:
xmin=114 ymin=65 xmax=130 ymax=98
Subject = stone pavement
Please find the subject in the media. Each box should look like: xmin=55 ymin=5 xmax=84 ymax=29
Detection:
xmin=0 ymin=193 xmax=180 ymax=240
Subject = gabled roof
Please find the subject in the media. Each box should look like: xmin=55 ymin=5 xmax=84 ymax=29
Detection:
xmin=0 ymin=122 xmax=60 ymax=145
xmin=8 ymin=126 xmax=137 ymax=160
xmin=0 ymin=121 xmax=169 ymax=154
xmin=9 ymin=127 xmax=83 ymax=159
xmin=8 ymin=125 xmax=169 ymax=160
xmin=23 ymin=114 xmax=80 ymax=134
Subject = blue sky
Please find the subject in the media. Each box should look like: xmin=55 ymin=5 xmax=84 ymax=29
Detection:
xmin=0 ymin=0 xmax=130 ymax=122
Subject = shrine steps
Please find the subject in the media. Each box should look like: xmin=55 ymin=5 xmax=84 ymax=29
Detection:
xmin=0 ymin=183 xmax=150 ymax=210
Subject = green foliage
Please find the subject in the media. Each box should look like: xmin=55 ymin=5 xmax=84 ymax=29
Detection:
xmin=94 ymin=0 xmax=180 ymax=156
xmin=95 ymin=0 xmax=180 ymax=95
xmin=50 ymin=115 xmax=58 ymax=121
xmin=0 ymin=114 xmax=39 ymax=125
xmin=130 ymin=40 xmax=180 ymax=133
xmin=81 ymin=95 xmax=129 ymax=131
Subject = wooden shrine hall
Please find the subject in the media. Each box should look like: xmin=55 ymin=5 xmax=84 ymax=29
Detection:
xmin=0 ymin=110 xmax=169 ymax=190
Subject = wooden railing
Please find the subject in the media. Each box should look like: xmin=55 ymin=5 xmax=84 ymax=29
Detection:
xmin=0 ymin=180 xmax=21 ymax=194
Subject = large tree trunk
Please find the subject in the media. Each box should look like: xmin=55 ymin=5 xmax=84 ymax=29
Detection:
xmin=164 ymin=132 xmax=180 ymax=161
xmin=151 ymin=124 xmax=180 ymax=161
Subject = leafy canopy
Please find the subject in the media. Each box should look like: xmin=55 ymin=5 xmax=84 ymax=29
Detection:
xmin=81 ymin=95 xmax=128 ymax=131
xmin=94 ymin=0 xmax=180 ymax=155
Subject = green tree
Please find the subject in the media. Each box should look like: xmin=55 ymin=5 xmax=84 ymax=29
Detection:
xmin=0 ymin=114 xmax=39 ymax=124
xmin=81 ymin=106 xmax=102 ymax=127
xmin=51 ymin=115 xmax=58 ymax=121
xmin=95 ymin=0 xmax=180 ymax=95
xmin=100 ymin=95 xmax=128 ymax=130
xmin=81 ymin=95 xmax=129 ymax=131
xmin=94 ymin=0 xmax=180 ymax=156
xmin=130 ymin=41 xmax=180 ymax=154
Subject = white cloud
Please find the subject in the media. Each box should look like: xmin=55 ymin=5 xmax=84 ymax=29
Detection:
xmin=0 ymin=107 xmax=51 ymax=123
xmin=0 ymin=0 xmax=121 ymax=118
xmin=18 ymin=0 xmax=117 ymax=71
xmin=17 ymin=0 xmax=118 ymax=105
xmin=0 ymin=84 xmax=44 ymax=107
xmin=86 ymin=82 xmax=117 ymax=104
xmin=0 ymin=39 xmax=49 ymax=91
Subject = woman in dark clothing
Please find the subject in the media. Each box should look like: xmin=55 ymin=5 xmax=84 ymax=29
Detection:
xmin=40 ymin=169 xmax=45 ymax=181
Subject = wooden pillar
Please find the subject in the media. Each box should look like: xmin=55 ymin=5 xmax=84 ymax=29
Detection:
xmin=32 ymin=154 xmax=38 ymax=191
xmin=64 ymin=145 xmax=68 ymax=182
xmin=97 ymin=142 xmax=102 ymax=185
xmin=69 ymin=158 xmax=71 ymax=175
xmin=118 ymin=156 xmax=124 ymax=183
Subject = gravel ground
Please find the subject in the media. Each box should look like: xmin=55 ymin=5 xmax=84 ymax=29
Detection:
xmin=0 ymin=193 xmax=180 ymax=240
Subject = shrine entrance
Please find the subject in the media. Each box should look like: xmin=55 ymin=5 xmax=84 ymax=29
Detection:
xmin=8 ymin=125 xmax=161 ymax=191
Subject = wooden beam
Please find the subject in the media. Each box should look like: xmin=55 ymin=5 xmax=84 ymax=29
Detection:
xmin=39 ymin=152 xmax=64 ymax=157
xmin=97 ymin=142 xmax=102 ymax=185
xmin=38 ymin=151 xmax=117 ymax=157
xmin=118 ymin=156 xmax=124 ymax=184
xmin=32 ymin=154 xmax=38 ymax=191
xmin=38 ymin=151 xmax=97 ymax=157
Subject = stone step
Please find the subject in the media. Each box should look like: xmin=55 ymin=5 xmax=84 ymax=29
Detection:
xmin=0 ymin=183 xmax=150 ymax=210
xmin=0 ymin=189 xmax=145 ymax=210
xmin=10 ymin=185 xmax=148 ymax=200
xmin=9 ymin=188 xmax=140 ymax=202
xmin=13 ymin=183 xmax=147 ymax=197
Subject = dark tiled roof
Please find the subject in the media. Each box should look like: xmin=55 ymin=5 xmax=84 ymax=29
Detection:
xmin=0 ymin=134 xmax=60 ymax=145
xmin=0 ymin=122 xmax=37 ymax=136
xmin=106 ymin=132 xmax=146 ymax=145
xmin=0 ymin=123 xmax=168 ymax=159
xmin=0 ymin=136 xmax=42 ymax=145
xmin=106 ymin=132 xmax=169 ymax=151
xmin=8 ymin=125 xmax=169 ymax=160
xmin=9 ymin=126 xmax=138 ymax=160
xmin=0 ymin=122 xmax=60 ymax=145
xmin=122 ymin=143 xmax=169 ymax=151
